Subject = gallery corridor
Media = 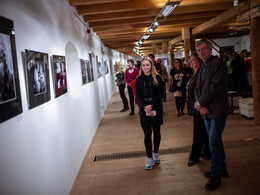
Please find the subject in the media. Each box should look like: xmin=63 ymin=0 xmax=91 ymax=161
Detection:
xmin=71 ymin=92 xmax=260 ymax=195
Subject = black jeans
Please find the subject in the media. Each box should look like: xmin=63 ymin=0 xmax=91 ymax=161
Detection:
xmin=118 ymin=84 xmax=129 ymax=109
xmin=127 ymin=85 xmax=135 ymax=112
xmin=141 ymin=125 xmax=161 ymax=158
xmin=189 ymin=115 xmax=210 ymax=162
xmin=175 ymin=96 xmax=185 ymax=111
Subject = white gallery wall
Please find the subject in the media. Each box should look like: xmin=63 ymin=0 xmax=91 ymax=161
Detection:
xmin=0 ymin=0 xmax=125 ymax=194
xmin=212 ymin=35 xmax=250 ymax=56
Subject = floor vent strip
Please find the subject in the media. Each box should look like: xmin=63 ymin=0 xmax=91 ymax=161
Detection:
xmin=92 ymin=138 xmax=260 ymax=162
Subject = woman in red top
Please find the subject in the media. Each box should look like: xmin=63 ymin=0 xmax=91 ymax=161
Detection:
xmin=125 ymin=59 xmax=139 ymax=116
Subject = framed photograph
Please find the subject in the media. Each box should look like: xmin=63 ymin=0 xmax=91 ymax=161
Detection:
xmin=80 ymin=59 xmax=87 ymax=85
xmin=113 ymin=62 xmax=119 ymax=72
xmin=104 ymin=60 xmax=109 ymax=75
xmin=88 ymin=53 xmax=94 ymax=82
xmin=97 ymin=61 xmax=103 ymax=78
xmin=85 ymin=60 xmax=92 ymax=83
xmin=0 ymin=16 xmax=22 ymax=123
xmin=25 ymin=49 xmax=50 ymax=109
xmin=51 ymin=55 xmax=67 ymax=98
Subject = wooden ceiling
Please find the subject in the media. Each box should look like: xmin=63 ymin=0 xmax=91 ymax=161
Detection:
xmin=70 ymin=0 xmax=251 ymax=57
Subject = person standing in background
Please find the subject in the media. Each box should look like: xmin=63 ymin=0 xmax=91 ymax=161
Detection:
xmin=187 ymin=52 xmax=210 ymax=166
xmin=125 ymin=59 xmax=139 ymax=116
xmin=157 ymin=58 xmax=168 ymax=102
xmin=194 ymin=39 xmax=229 ymax=191
xmin=168 ymin=59 xmax=186 ymax=116
xmin=115 ymin=62 xmax=129 ymax=112
xmin=148 ymin=54 xmax=162 ymax=75
xmin=244 ymin=51 xmax=252 ymax=92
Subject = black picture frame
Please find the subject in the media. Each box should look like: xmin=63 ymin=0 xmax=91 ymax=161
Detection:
xmin=24 ymin=49 xmax=50 ymax=110
xmin=88 ymin=53 xmax=94 ymax=82
xmin=80 ymin=59 xmax=87 ymax=85
xmin=51 ymin=55 xmax=67 ymax=98
xmin=0 ymin=16 xmax=22 ymax=123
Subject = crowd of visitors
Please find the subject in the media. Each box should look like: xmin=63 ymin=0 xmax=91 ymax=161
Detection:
xmin=113 ymin=39 xmax=252 ymax=191
xmin=224 ymin=49 xmax=252 ymax=92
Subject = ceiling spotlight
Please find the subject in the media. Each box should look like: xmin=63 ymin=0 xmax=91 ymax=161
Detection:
xmin=153 ymin=21 xmax=159 ymax=26
xmin=162 ymin=4 xmax=177 ymax=17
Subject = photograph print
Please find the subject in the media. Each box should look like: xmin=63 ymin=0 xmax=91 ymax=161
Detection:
xmin=88 ymin=53 xmax=94 ymax=82
xmin=97 ymin=61 xmax=103 ymax=78
xmin=0 ymin=16 xmax=22 ymax=123
xmin=104 ymin=60 xmax=109 ymax=75
xmin=80 ymin=59 xmax=87 ymax=85
xmin=0 ymin=29 xmax=16 ymax=104
xmin=52 ymin=55 xmax=67 ymax=98
xmin=85 ymin=60 xmax=92 ymax=83
xmin=113 ymin=62 xmax=119 ymax=72
xmin=25 ymin=49 xmax=50 ymax=109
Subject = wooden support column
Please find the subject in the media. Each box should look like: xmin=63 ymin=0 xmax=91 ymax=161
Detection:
xmin=250 ymin=16 xmax=260 ymax=125
xmin=156 ymin=47 xmax=160 ymax=55
xmin=162 ymin=41 xmax=168 ymax=54
xmin=170 ymin=45 xmax=175 ymax=69
xmin=182 ymin=27 xmax=191 ymax=61
xmin=191 ymin=35 xmax=196 ymax=52
xmin=151 ymin=43 xmax=156 ymax=54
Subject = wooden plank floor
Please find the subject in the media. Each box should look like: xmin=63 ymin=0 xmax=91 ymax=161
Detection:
xmin=71 ymin=92 xmax=260 ymax=195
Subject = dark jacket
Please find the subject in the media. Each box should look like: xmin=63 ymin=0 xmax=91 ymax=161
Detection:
xmin=187 ymin=68 xmax=200 ymax=116
xmin=135 ymin=74 xmax=163 ymax=126
xmin=115 ymin=72 xmax=126 ymax=86
xmin=195 ymin=55 xmax=229 ymax=118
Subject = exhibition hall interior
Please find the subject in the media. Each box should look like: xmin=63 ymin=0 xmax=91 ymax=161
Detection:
xmin=0 ymin=0 xmax=260 ymax=194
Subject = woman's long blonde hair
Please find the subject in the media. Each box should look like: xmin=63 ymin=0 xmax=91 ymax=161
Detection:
xmin=138 ymin=56 xmax=159 ymax=85
xmin=117 ymin=62 xmax=125 ymax=73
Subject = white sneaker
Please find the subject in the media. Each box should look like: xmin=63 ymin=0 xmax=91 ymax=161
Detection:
xmin=144 ymin=158 xmax=154 ymax=170
xmin=152 ymin=152 xmax=160 ymax=164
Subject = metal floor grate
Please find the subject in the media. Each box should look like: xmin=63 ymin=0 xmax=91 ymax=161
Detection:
xmin=92 ymin=138 xmax=260 ymax=162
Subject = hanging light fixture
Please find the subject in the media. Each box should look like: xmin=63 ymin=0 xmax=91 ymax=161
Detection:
xmin=133 ymin=0 xmax=183 ymax=57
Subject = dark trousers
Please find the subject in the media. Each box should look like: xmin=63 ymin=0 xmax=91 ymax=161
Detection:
xmin=189 ymin=115 xmax=210 ymax=162
xmin=163 ymin=81 xmax=167 ymax=101
xmin=204 ymin=116 xmax=227 ymax=177
xmin=175 ymin=96 xmax=185 ymax=111
xmin=118 ymin=84 xmax=129 ymax=109
xmin=141 ymin=125 xmax=161 ymax=158
xmin=127 ymin=85 xmax=135 ymax=112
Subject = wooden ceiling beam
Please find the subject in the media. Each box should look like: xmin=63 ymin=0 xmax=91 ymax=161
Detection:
xmin=169 ymin=35 xmax=182 ymax=46
xmin=93 ymin=19 xmax=208 ymax=32
xmin=84 ymin=9 xmax=160 ymax=22
xmin=69 ymin=0 xmax=131 ymax=6
xmin=105 ymin=38 xmax=172 ymax=49
xmin=81 ymin=2 xmax=233 ymax=21
xmin=96 ymin=27 xmax=182 ymax=37
xmin=77 ymin=0 xmax=167 ymax=15
xmin=88 ymin=11 xmax=222 ymax=28
xmin=99 ymin=33 xmax=143 ymax=40
xmin=192 ymin=0 xmax=260 ymax=35
xmin=77 ymin=0 xmax=233 ymax=15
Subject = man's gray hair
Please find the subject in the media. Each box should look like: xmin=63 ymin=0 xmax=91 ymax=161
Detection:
xmin=195 ymin=39 xmax=213 ymax=51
